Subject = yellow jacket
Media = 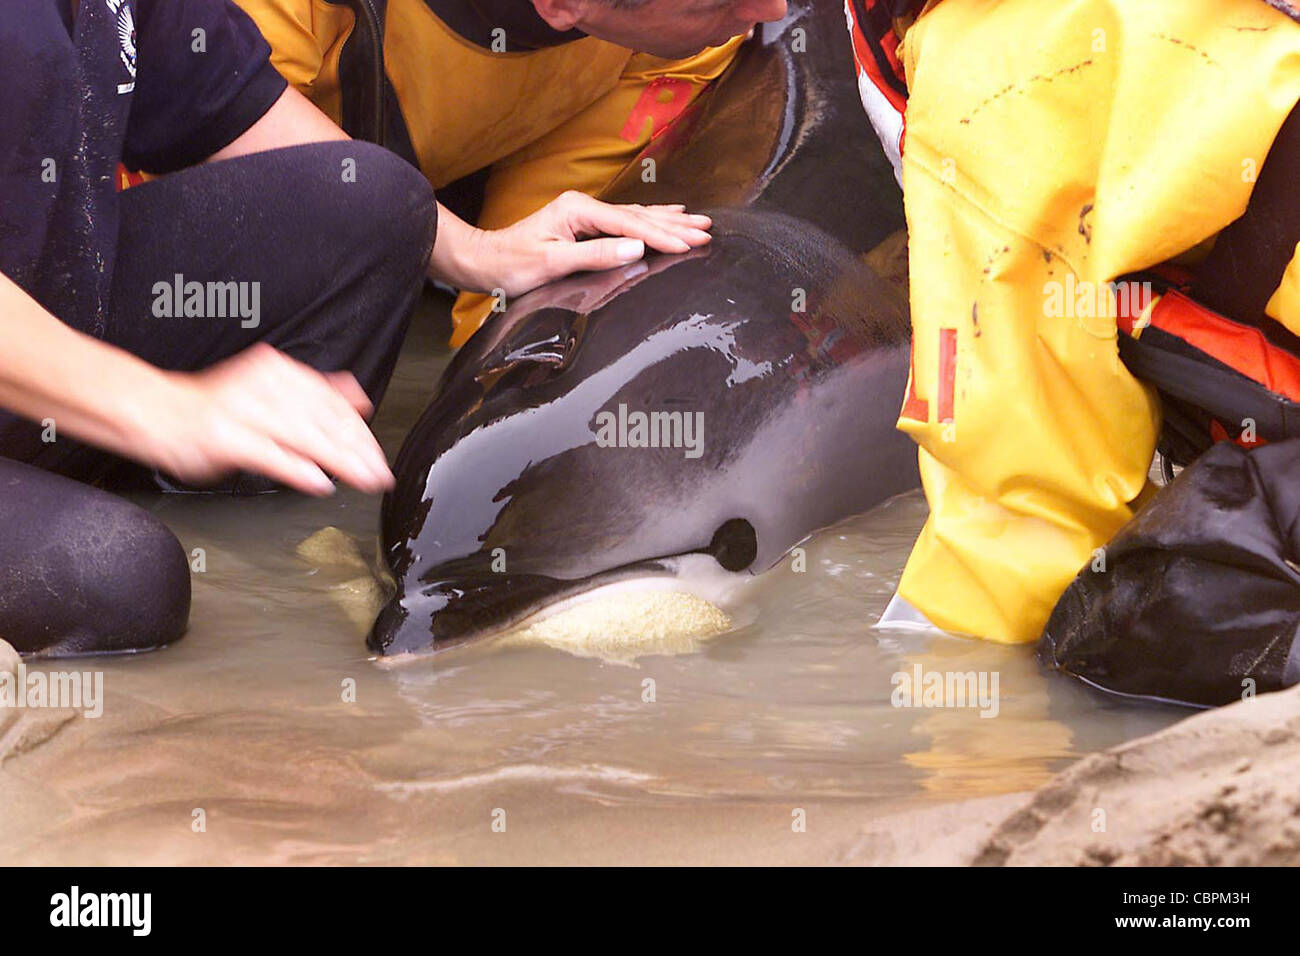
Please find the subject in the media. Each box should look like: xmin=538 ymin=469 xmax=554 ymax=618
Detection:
xmin=234 ymin=0 xmax=741 ymax=187
xmin=234 ymin=0 xmax=742 ymax=342
xmin=891 ymin=0 xmax=1300 ymax=643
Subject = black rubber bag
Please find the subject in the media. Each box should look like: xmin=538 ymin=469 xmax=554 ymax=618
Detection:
xmin=1039 ymin=438 xmax=1300 ymax=708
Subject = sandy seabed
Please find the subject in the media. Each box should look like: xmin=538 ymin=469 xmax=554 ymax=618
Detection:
xmin=4 ymin=632 xmax=1298 ymax=866
xmin=848 ymin=684 xmax=1300 ymax=866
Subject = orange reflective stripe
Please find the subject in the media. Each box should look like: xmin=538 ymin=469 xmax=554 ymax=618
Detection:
xmin=900 ymin=327 xmax=957 ymax=424
xmin=1210 ymin=418 xmax=1268 ymax=448
xmin=1150 ymin=290 xmax=1300 ymax=402
xmin=1112 ymin=279 xmax=1156 ymax=336
xmin=900 ymin=336 xmax=929 ymax=422
xmin=937 ymin=327 xmax=957 ymax=422
xmin=620 ymin=77 xmax=696 ymax=144
xmin=115 ymin=164 xmax=146 ymax=192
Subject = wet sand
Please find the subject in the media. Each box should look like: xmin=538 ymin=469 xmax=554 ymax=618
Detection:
xmin=0 ymin=295 xmax=1201 ymax=866
xmin=847 ymin=684 xmax=1300 ymax=866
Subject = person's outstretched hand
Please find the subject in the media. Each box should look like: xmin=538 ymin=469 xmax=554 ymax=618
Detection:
xmin=141 ymin=344 xmax=393 ymax=496
xmin=439 ymin=191 xmax=713 ymax=299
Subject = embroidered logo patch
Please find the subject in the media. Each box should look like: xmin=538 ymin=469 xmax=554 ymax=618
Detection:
xmin=106 ymin=0 xmax=137 ymax=94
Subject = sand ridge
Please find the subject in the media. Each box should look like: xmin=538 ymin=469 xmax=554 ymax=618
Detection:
xmin=968 ymin=685 xmax=1300 ymax=866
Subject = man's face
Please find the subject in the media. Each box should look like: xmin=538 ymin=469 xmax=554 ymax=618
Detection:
xmin=576 ymin=0 xmax=788 ymax=59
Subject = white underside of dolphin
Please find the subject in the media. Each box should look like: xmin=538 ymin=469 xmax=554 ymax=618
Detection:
xmin=481 ymin=554 xmax=758 ymax=666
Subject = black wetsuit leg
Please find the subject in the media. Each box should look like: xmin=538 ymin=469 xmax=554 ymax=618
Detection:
xmin=0 ymin=457 xmax=191 ymax=658
xmin=0 ymin=141 xmax=435 ymax=655
xmin=1193 ymin=102 xmax=1300 ymax=333
xmin=0 ymin=139 xmax=436 ymax=485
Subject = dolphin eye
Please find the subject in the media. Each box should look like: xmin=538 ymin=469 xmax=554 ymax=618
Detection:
xmin=709 ymin=518 xmax=757 ymax=571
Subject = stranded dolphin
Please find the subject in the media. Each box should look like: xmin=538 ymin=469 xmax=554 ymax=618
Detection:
xmin=369 ymin=3 xmax=920 ymax=656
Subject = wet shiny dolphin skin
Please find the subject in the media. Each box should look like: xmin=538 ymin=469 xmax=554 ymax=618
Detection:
xmin=370 ymin=4 xmax=919 ymax=655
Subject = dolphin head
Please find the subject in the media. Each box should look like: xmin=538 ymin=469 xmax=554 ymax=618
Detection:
xmin=369 ymin=209 xmax=915 ymax=656
xmin=368 ymin=0 xmax=920 ymax=656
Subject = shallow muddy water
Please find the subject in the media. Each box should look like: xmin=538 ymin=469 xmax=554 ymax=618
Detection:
xmin=0 ymin=297 xmax=1183 ymax=865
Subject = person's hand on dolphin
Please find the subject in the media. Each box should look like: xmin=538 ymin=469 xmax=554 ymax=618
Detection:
xmin=509 ymin=240 xmax=712 ymax=317
xmin=431 ymin=191 xmax=712 ymax=299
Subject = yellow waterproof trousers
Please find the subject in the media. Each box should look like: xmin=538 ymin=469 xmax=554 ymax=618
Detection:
xmin=896 ymin=0 xmax=1300 ymax=643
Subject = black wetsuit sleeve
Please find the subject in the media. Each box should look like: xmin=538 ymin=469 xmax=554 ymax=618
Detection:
xmin=123 ymin=0 xmax=288 ymax=174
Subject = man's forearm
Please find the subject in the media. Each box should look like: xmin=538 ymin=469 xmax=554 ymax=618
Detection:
xmin=0 ymin=272 xmax=168 ymax=459
xmin=0 ymin=87 xmax=364 ymax=470
xmin=428 ymin=206 xmax=491 ymax=292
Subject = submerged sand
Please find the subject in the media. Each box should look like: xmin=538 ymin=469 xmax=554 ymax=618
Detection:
xmin=847 ymin=684 xmax=1300 ymax=866
xmin=6 ymin=627 xmax=1299 ymax=865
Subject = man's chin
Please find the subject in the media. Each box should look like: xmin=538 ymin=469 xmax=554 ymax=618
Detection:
xmin=647 ymin=42 xmax=710 ymax=59
xmin=630 ymin=28 xmax=747 ymax=59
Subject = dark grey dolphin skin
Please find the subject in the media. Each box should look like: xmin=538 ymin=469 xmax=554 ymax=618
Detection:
xmin=370 ymin=3 xmax=920 ymax=655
